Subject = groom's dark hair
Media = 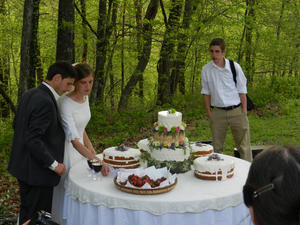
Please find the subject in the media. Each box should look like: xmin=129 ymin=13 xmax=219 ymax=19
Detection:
xmin=46 ymin=61 xmax=78 ymax=80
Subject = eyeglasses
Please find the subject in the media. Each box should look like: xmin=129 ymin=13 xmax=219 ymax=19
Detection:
xmin=243 ymin=183 xmax=274 ymax=206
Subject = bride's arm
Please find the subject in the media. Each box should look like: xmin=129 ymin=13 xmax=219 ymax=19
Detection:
xmin=71 ymin=138 xmax=96 ymax=160
xmin=82 ymin=131 xmax=110 ymax=176
xmin=83 ymin=130 xmax=96 ymax=154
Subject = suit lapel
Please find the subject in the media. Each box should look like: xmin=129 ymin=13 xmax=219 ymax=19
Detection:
xmin=38 ymin=84 xmax=63 ymax=126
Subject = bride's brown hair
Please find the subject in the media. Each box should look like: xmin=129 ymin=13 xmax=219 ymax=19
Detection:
xmin=74 ymin=63 xmax=94 ymax=81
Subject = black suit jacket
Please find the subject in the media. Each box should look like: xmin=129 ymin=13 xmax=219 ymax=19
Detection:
xmin=8 ymin=84 xmax=65 ymax=186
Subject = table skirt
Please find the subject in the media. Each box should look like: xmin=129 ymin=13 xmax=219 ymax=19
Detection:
xmin=63 ymin=194 xmax=253 ymax=225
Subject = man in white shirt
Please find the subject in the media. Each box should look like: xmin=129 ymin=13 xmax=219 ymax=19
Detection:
xmin=201 ymin=38 xmax=252 ymax=162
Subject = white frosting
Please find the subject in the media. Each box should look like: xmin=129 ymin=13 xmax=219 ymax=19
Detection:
xmin=151 ymin=148 xmax=190 ymax=161
xmin=194 ymin=169 xmax=234 ymax=178
xmin=106 ymin=162 xmax=140 ymax=168
xmin=103 ymin=146 xmax=141 ymax=160
xmin=137 ymin=139 xmax=190 ymax=162
xmin=193 ymin=154 xmax=235 ymax=180
xmin=137 ymin=139 xmax=150 ymax=151
xmin=190 ymin=143 xmax=214 ymax=153
xmin=158 ymin=110 xmax=182 ymax=131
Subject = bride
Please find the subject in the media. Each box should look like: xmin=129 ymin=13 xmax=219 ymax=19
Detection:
xmin=52 ymin=63 xmax=110 ymax=224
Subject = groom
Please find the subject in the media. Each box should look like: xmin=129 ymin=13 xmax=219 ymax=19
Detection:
xmin=8 ymin=61 xmax=78 ymax=225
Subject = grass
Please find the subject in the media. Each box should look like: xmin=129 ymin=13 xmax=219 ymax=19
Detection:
xmin=0 ymin=96 xmax=299 ymax=220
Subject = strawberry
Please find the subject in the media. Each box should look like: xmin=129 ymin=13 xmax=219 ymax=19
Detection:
xmin=136 ymin=179 xmax=144 ymax=187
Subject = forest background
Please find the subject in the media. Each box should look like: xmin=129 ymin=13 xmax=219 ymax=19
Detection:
xmin=0 ymin=0 xmax=299 ymax=222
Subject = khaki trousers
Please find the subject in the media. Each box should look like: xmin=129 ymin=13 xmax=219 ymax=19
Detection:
xmin=210 ymin=106 xmax=252 ymax=162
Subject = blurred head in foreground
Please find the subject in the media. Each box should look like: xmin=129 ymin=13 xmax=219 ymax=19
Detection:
xmin=243 ymin=145 xmax=300 ymax=225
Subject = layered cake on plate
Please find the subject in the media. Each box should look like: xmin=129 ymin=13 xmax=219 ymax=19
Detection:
xmin=193 ymin=153 xmax=234 ymax=181
xmin=103 ymin=145 xmax=141 ymax=169
xmin=138 ymin=109 xmax=191 ymax=173
xmin=190 ymin=142 xmax=214 ymax=159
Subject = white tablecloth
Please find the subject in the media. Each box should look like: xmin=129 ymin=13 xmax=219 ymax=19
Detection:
xmin=63 ymin=154 xmax=253 ymax=225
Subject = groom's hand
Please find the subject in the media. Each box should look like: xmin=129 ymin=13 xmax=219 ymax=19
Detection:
xmin=54 ymin=163 xmax=66 ymax=176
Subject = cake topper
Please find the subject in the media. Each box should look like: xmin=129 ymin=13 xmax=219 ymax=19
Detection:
xmin=195 ymin=141 xmax=205 ymax=147
xmin=207 ymin=154 xmax=224 ymax=161
xmin=168 ymin=108 xmax=176 ymax=114
xmin=115 ymin=144 xmax=128 ymax=152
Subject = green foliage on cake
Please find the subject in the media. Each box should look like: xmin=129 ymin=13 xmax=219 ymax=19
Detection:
xmin=168 ymin=108 xmax=176 ymax=114
xmin=148 ymin=137 xmax=189 ymax=151
xmin=153 ymin=122 xmax=186 ymax=133
xmin=141 ymin=152 xmax=192 ymax=174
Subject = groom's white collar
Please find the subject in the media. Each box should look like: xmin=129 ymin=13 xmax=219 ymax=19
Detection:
xmin=42 ymin=81 xmax=60 ymax=101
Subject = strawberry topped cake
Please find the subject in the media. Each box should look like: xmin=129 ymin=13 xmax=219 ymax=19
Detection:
xmin=115 ymin=166 xmax=177 ymax=190
xmin=121 ymin=174 xmax=167 ymax=188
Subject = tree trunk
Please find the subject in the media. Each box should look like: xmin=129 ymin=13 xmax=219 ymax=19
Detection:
xmin=244 ymin=0 xmax=256 ymax=84
xmin=121 ymin=1 xmax=125 ymax=92
xmin=272 ymin=0 xmax=285 ymax=77
xmin=135 ymin=0 xmax=144 ymax=99
xmin=237 ymin=16 xmax=246 ymax=63
xmin=170 ymin=0 xmax=197 ymax=95
xmin=90 ymin=0 xmax=116 ymax=105
xmin=0 ymin=56 xmax=10 ymax=117
xmin=36 ymin=43 xmax=43 ymax=84
xmin=0 ymin=0 xmax=11 ymax=116
xmin=56 ymin=0 xmax=75 ymax=62
xmin=18 ymin=0 xmax=40 ymax=101
xmin=191 ymin=49 xmax=200 ymax=94
xmin=109 ymin=62 xmax=114 ymax=110
xmin=118 ymin=0 xmax=159 ymax=111
xmin=156 ymin=0 xmax=183 ymax=105
xmin=80 ymin=0 xmax=88 ymax=62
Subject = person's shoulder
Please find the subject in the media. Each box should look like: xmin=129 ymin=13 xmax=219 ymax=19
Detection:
xmin=21 ymin=86 xmax=49 ymax=103
xmin=226 ymin=58 xmax=243 ymax=72
xmin=58 ymin=95 xmax=77 ymax=112
xmin=229 ymin=59 xmax=242 ymax=70
xmin=58 ymin=95 xmax=70 ymax=107
xmin=202 ymin=61 xmax=213 ymax=72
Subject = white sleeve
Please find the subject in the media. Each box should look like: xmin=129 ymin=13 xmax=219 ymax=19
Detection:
xmin=201 ymin=68 xmax=210 ymax=95
xmin=235 ymin=62 xmax=248 ymax=94
xmin=58 ymin=98 xmax=80 ymax=142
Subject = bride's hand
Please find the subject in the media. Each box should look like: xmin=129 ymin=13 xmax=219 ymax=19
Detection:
xmin=101 ymin=163 xmax=110 ymax=176
xmin=91 ymin=156 xmax=101 ymax=164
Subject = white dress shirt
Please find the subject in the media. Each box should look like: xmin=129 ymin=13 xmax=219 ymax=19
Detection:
xmin=42 ymin=81 xmax=59 ymax=170
xmin=201 ymin=58 xmax=247 ymax=107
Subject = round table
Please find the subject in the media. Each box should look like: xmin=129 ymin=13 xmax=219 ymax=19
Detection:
xmin=63 ymin=154 xmax=253 ymax=225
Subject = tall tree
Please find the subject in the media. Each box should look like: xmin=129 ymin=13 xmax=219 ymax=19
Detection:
xmin=56 ymin=0 xmax=75 ymax=62
xmin=170 ymin=0 xmax=199 ymax=95
xmin=156 ymin=0 xmax=183 ymax=105
xmin=0 ymin=0 xmax=11 ymax=116
xmin=90 ymin=0 xmax=117 ymax=105
xmin=120 ymin=1 xmax=126 ymax=92
xmin=272 ymin=0 xmax=285 ymax=77
xmin=244 ymin=0 xmax=256 ymax=83
xmin=118 ymin=0 xmax=159 ymax=111
xmin=18 ymin=0 xmax=40 ymax=101
xmin=135 ymin=0 xmax=144 ymax=99
xmin=80 ymin=0 xmax=88 ymax=62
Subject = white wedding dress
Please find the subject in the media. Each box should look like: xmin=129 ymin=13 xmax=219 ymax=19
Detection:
xmin=52 ymin=95 xmax=91 ymax=225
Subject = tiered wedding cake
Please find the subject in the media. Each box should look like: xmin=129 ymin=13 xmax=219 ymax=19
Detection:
xmin=138 ymin=109 xmax=191 ymax=173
